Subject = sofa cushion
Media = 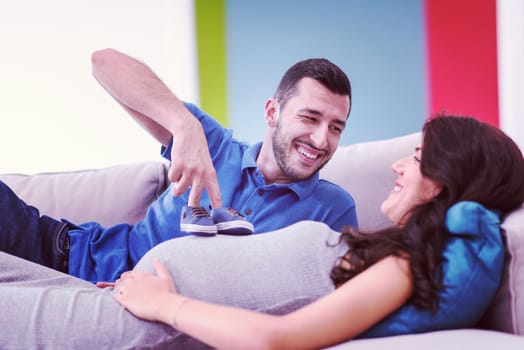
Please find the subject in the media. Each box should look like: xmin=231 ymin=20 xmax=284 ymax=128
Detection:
xmin=479 ymin=205 xmax=524 ymax=335
xmin=320 ymin=132 xmax=421 ymax=231
xmin=326 ymin=329 xmax=524 ymax=350
xmin=359 ymin=201 xmax=504 ymax=337
xmin=0 ymin=162 xmax=168 ymax=226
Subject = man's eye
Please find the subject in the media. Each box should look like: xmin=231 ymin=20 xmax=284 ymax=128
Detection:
xmin=301 ymin=115 xmax=316 ymax=122
xmin=329 ymin=125 xmax=342 ymax=134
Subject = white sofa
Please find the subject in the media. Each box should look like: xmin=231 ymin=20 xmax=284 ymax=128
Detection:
xmin=1 ymin=132 xmax=523 ymax=349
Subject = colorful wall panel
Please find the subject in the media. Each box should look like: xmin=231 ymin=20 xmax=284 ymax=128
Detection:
xmin=197 ymin=0 xmax=522 ymax=148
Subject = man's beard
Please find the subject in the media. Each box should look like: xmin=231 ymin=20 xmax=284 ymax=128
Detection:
xmin=271 ymin=120 xmax=328 ymax=181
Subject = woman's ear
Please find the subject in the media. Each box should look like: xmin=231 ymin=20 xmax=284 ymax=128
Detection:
xmin=432 ymin=184 xmax=443 ymax=198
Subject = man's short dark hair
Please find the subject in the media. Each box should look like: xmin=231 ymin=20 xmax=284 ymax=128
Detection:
xmin=274 ymin=58 xmax=352 ymax=116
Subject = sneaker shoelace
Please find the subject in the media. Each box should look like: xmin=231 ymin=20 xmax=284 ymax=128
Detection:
xmin=191 ymin=206 xmax=211 ymax=218
xmin=225 ymin=207 xmax=244 ymax=217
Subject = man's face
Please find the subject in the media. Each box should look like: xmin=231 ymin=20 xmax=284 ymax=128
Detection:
xmin=268 ymin=77 xmax=350 ymax=183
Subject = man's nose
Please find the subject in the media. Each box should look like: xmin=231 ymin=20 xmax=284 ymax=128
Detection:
xmin=310 ymin=124 xmax=329 ymax=149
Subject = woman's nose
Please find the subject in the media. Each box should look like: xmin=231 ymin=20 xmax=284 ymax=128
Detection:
xmin=392 ymin=157 xmax=407 ymax=174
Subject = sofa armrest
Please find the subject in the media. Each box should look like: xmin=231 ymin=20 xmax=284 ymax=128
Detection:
xmin=479 ymin=204 xmax=524 ymax=335
xmin=0 ymin=161 xmax=169 ymax=226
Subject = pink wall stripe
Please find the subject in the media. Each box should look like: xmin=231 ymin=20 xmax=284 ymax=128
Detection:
xmin=425 ymin=0 xmax=499 ymax=127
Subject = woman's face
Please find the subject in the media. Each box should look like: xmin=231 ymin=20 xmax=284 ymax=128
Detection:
xmin=381 ymin=146 xmax=441 ymax=225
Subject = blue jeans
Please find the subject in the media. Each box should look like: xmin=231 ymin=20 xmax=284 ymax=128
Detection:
xmin=0 ymin=180 xmax=70 ymax=272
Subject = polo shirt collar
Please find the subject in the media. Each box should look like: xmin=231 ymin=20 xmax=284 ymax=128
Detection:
xmin=242 ymin=142 xmax=320 ymax=199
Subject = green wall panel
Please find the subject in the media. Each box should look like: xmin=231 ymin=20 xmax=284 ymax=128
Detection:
xmin=195 ymin=0 xmax=227 ymax=126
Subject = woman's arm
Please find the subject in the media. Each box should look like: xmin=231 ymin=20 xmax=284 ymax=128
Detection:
xmin=114 ymin=256 xmax=412 ymax=350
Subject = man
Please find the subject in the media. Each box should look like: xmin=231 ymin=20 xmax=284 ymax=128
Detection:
xmin=0 ymin=49 xmax=357 ymax=283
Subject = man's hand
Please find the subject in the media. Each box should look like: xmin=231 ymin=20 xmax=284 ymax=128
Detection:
xmin=91 ymin=49 xmax=222 ymax=208
xmin=168 ymin=116 xmax=222 ymax=208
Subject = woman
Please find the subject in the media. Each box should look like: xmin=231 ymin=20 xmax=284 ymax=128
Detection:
xmin=1 ymin=115 xmax=523 ymax=349
xmin=107 ymin=114 xmax=524 ymax=349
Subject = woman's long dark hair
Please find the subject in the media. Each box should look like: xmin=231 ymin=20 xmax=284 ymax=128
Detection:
xmin=331 ymin=115 xmax=524 ymax=313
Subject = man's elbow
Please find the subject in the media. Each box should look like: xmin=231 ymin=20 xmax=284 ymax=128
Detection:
xmin=91 ymin=48 xmax=119 ymax=77
xmin=91 ymin=48 xmax=116 ymax=63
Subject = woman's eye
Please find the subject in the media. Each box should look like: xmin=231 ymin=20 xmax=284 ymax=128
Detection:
xmin=412 ymin=147 xmax=422 ymax=163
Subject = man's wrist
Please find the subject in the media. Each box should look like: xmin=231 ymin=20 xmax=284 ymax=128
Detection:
xmin=167 ymin=110 xmax=200 ymax=137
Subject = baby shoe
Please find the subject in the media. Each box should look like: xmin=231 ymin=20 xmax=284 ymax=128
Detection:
xmin=180 ymin=206 xmax=217 ymax=236
xmin=211 ymin=207 xmax=254 ymax=235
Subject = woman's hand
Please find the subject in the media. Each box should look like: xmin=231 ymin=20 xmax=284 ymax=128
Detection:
xmin=112 ymin=259 xmax=177 ymax=324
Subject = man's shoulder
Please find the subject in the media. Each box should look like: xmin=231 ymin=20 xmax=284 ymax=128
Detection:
xmin=306 ymin=179 xmax=358 ymax=229
xmin=315 ymin=179 xmax=355 ymax=203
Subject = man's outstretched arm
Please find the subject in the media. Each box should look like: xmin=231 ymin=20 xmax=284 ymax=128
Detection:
xmin=91 ymin=48 xmax=221 ymax=208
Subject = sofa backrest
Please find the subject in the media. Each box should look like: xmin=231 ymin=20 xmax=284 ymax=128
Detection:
xmin=0 ymin=161 xmax=169 ymax=226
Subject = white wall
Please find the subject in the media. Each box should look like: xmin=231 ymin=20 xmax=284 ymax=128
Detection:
xmin=497 ymin=0 xmax=524 ymax=151
xmin=0 ymin=0 xmax=197 ymax=173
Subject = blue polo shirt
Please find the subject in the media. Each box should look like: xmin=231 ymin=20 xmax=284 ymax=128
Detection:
xmin=68 ymin=103 xmax=358 ymax=282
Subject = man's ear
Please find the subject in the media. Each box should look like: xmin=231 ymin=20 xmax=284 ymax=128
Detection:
xmin=264 ymin=99 xmax=278 ymax=127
